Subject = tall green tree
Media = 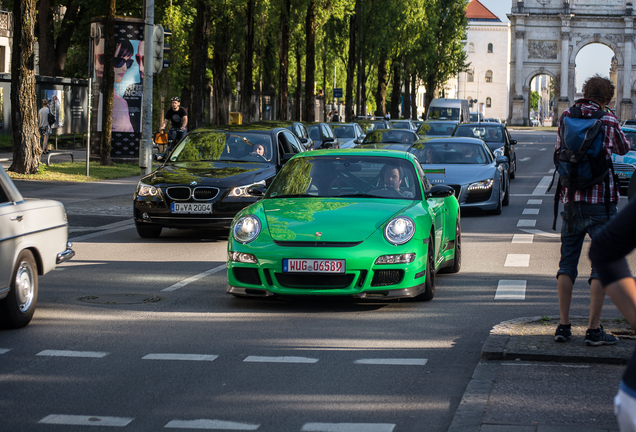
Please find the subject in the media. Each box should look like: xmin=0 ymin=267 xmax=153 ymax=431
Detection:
xmin=189 ymin=0 xmax=211 ymax=129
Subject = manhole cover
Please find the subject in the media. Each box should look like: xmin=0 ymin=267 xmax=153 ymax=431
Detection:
xmin=78 ymin=294 xmax=165 ymax=305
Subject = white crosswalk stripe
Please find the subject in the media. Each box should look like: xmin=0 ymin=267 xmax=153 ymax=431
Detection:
xmin=164 ymin=419 xmax=260 ymax=430
xmin=39 ymin=414 xmax=133 ymax=427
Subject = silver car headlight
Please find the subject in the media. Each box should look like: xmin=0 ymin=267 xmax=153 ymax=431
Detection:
xmin=228 ymin=180 xmax=266 ymax=197
xmin=493 ymin=146 xmax=505 ymax=157
xmin=137 ymin=182 xmax=158 ymax=197
xmin=233 ymin=215 xmax=261 ymax=244
xmin=467 ymin=179 xmax=494 ymax=191
xmin=384 ymin=216 xmax=415 ymax=245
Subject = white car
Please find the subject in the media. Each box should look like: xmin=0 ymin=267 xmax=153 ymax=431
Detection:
xmin=0 ymin=165 xmax=74 ymax=328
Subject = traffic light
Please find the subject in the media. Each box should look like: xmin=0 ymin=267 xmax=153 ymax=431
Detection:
xmin=152 ymin=24 xmax=164 ymax=74
xmin=152 ymin=25 xmax=171 ymax=74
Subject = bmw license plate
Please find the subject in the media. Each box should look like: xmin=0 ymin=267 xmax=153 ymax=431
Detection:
xmin=171 ymin=203 xmax=212 ymax=214
xmin=283 ymin=259 xmax=345 ymax=273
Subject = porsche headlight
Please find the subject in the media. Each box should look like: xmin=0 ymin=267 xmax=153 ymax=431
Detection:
xmin=467 ymin=179 xmax=494 ymax=191
xmin=228 ymin=180 xmax=266 ymax=197
xmin=384 ymin=216 xmax=415 ymax=245
xmin=137 ymin=182 xmax=158 ymax=197
xmin=493 ymin=146 xmax=505 ymax=157
xmin=233 ymin=215 xmax=261 ymax=244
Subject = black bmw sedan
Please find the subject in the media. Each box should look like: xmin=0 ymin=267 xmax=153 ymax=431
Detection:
xmin=133 ymin=125 xmax=305 ymax=238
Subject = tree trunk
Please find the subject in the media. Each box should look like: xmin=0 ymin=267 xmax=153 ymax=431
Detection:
xmin=37 ymin=0 xmax=84 ymax=76
xmin=403 ymin=71 xmax=410 ymax=119
xmin=411 ymin=74 xmax=418 ymax=120
xmin=322 ymin=28 xmax=327 ymax=122
xmin=424 ymin=75 xmax=438 ymax=116
xmin=189 ymin=0 xmax=211 ymax=130
xmin=303 ymin=0 xmax=316 ymax=122
xmin=344 ymin=8 xmax=356 ymax=122
xmin=390 ymin=59 xmax=401 ymax=120
xmin=295 ymin=41 xmax=302 ymax=121
xmin=9 ymin=0 xmax=39 ymax=174
xmin=212 ymin=18 xmax=232 ymax=125
xmin=374 ymin=56 xmax=387 ymax=116
xmin=100 ymin=0 xmax=115 ymax=166
xmin=241 ymin=0 xmax=255 ymax=123
xmin=277 ymin=0 xmax=291 ymax=120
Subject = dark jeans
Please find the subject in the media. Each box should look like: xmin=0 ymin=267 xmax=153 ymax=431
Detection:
xmin=168 ymin=128 xmax=186 ymax=145
xmin=557 ymin=202 xmax=617 ymax=283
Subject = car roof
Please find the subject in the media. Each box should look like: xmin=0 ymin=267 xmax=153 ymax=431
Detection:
xmin=414 ymin=137 xmax=485 ymax=145
xmin=191 ymin=125 xmax=283 ymax=134
xmin=456 ymin=122 xmax=504 ymax=128
xmin=293 ymin=148 xmax=416 ymax=161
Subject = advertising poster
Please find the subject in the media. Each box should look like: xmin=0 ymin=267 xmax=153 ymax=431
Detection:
xmin=90 ymin=18 xmax=144 ymax=157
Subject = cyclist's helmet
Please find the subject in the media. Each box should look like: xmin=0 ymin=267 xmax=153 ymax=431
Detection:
xmin=172 ymin=96 xmax=180 ymax=102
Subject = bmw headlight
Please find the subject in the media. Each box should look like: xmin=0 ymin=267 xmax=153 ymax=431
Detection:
xmin=467 ymin=179 xmax=494 ymax=191
xmin=384 ymin=216 xmax=415 ymax=245
xmin=233 ymin=215 xmax=261 ymax=244
xmin=493 ymin=146 xmax=505 ymax=157
xmin=137 ymin=182 xmax=158 ymax=197
xmin=228 ymin=180 xmax=266 ymax=197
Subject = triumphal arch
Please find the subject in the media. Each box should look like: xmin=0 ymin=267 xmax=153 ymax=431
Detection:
xmin=509 ymin=0 xmax=636 ymax=125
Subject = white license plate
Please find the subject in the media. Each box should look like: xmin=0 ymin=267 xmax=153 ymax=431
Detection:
xmin=283 ymin=259 xmax=345 ymax=273
xmin=171 ymin=203 xmax=212 ymax=214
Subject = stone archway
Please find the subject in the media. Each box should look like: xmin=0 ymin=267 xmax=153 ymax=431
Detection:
xmin=524 ymin=70 xmax=556 ymax=126
xmin=509 ymin=0 xmax=635 ymax=125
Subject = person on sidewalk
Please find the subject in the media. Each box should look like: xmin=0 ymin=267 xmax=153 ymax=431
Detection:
xmin=38 ymin=99 xmax=51 ymax=154
xmin=553 ymin=75 xmax=630 ymax=346
xmin=589 ymin=198 xmax=636 ymax=431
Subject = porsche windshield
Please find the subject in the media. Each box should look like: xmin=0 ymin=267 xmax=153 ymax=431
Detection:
xmin=265 ymin=155 xmax=421 ymax=200
xmin=168 ymin=131 xmax=274 ymax=163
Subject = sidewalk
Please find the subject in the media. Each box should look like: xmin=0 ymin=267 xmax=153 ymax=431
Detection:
xmin=450 ymin=316 xmax=635 ymax=432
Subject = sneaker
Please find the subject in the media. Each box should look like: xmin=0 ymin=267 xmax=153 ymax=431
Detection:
xmin=585 ymin=324 xmax=618 ymax=346
xmin=555 ymin=324 xmax=572 ymax=342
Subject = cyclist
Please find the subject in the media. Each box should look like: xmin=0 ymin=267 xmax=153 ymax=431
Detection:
xmin=160 ymin=96 xmax=188 ymax=151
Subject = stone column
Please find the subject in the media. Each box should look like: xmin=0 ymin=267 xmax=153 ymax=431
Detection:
xmin=624 ymin=34 xmax=633 ymax=100
xmin=560 ymin=32 xmax=569 ymax=100
xmin=515 ymin=30 xmax=525 ymax=96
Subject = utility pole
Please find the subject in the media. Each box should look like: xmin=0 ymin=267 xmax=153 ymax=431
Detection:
xmin=140 ymin=0 xmax=154 ymax=175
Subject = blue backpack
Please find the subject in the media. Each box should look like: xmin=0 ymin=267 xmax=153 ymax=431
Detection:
xmin=551 ymin=105 xmax=613 ymax=231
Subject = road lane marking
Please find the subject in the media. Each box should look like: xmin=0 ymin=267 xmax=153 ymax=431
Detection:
xmin=520 ymin=228 xmax=560 ymax=238
xmin=517 ymin=219 xmax=536 ymax=227
xmin=37 ymin=350 xmax=109 ymax=358
xmin=532 ymin=176 xmax=552 ymax=195
xmin=71 ymin=223 xmax=135 ymax=241
xmin=527 ymin=199 xmax=543 ymax=205
xmin=162 ymin=264 xmax=227 ymax=292
xmin=519 ymin=157 xmax=531 ymax=162
xmin=164 ymin=419 xmax=260 ymax=430
xmin=0 ymin=349 xmax=10 ymax=355
xmin=244 ymin=356 xmax=319 ymax=363
xmin=354 ymin=358 xmax=428 ymax=366
xmin=504 ymin=254 xmax=530 ymax=267
xmin=512 ymin=234 xmax=534 ymax=244
xmin=495 ymin=280 xmax=527 ymax=300
xmin=39 ymin=415 xmax=133 ymax=427
xmin=142 ymin=353 xmax=219 ymax=361
xmin=549 ymin=168 xmax=555 ymax=174
xmin=302 ymin=423 xmax=396 ymax=432
xmin=522 ymin=209 xmax=539 ymax=215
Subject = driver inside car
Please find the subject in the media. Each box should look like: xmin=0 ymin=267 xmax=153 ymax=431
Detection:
xmin=380 ymin=164 xmax=414 ymax=198
xmin=250 ymin=143 xmax=270 ymax=161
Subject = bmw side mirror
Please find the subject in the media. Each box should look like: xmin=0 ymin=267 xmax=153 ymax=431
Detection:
xmin=496 ymin=155 xmax=508 ymax=165
xmin=282 ymin=153 xmax=296 ymax=163
xmin=426 ymin=184 xmax=455 ymax=199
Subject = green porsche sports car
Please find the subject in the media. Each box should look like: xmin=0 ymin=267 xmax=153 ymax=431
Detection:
xmin=226 ymin=149 xmax=461 ymax=301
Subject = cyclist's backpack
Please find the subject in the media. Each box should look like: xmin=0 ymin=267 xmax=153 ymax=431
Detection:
xmin=550 ymin=106 xmax=613 ymax=231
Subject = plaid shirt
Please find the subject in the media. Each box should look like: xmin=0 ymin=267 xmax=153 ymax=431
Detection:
xmin=556 ymin=99 xmax=631 ymax=204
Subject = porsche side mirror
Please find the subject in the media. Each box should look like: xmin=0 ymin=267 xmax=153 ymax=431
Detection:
xmin=426 ymin=184 xmax=455 ymax=199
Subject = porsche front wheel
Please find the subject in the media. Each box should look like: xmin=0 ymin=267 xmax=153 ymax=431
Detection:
xmin=414 ymin=239 xmax=436 ymax=301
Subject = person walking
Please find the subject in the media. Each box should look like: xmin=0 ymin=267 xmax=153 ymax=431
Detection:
xmin=38 ymin=99 xmax=52 ymax=154
xmin=553 ymin=75 xmax=631 ymax=346
xmin=589 ymin=198 xmax=636 ymax=431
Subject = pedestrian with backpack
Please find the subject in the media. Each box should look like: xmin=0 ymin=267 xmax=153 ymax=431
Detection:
xmin=552 ymin=75 xmax=630 ymax=346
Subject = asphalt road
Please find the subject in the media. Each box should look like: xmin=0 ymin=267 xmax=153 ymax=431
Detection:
xmin=0 ymin=129 xmax=631 ymax=432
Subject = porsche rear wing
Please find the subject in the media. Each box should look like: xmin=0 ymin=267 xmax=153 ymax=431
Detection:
xmin=421 ymin=167 xmax=445 ymax=176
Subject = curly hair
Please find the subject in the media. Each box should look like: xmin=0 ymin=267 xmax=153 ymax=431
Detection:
xmin=582 ymin=74 xmax=615 ymax=105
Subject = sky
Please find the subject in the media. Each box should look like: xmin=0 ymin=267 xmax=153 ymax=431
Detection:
xmin=477 ymin=0 xmax=614 ymax=92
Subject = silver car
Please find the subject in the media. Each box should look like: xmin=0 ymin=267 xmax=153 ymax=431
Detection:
xmin=0 ymin=165 xmax=74 ymax=328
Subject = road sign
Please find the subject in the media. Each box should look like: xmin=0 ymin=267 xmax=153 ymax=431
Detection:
xmin=333 ymin=88 xmax=343 ymax=98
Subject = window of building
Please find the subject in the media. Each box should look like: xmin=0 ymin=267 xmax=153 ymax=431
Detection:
xmin=467 ymin=69 xmax=474 ymax=82
xmin=468 ymin=43 xmax=474 ymax=53
xmin=486 ymin=97 xmax=492 ymax=107
xmin=487 ymin=43 xmax=493 ymax=54
xmin=485 ymin=70 xmax=493 ymax=83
